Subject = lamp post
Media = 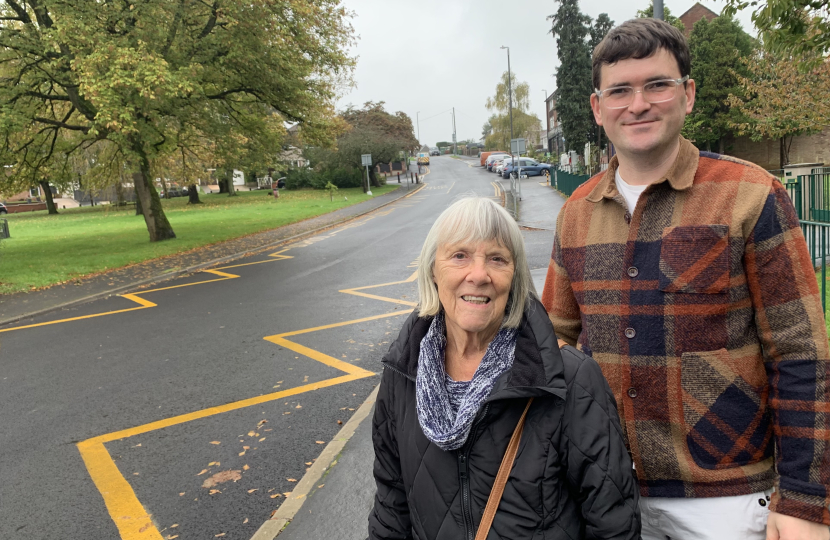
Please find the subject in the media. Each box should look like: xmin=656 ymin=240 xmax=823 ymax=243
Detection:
xmin=542 ymin=89 xmax=549 ymax=153
xmin=416 ymin=111 xmax=421 ymax=146
xmin=500 ymin=46 xmax=515 ymax=168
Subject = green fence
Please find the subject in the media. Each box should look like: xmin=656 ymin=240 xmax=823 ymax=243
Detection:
xmin=553 ymin=170 xmax=591 ymax=197
xmin=782 ymin=172 xmax=830 ymax=318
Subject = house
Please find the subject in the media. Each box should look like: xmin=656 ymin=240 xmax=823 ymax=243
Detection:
xmin=544 ymin=92 xmax=564 ymax=155
xmin=678 ymin=2 xmax=718 ymax=36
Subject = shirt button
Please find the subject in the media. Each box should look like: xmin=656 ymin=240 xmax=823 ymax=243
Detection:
xmin=624 ymin=213 xmax=631 ymax=224
xmin=625 ymin=327 xmax=636 ymax=339
xmin=628 ymin=387 xmax=638 ymax=398
xmin=627 ymin=267 xmax=639 ymax=278
xmin=759 ymin=499 xmax=766 ymax=507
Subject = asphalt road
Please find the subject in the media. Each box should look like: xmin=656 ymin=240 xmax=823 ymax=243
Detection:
xmin=0 ymin=156 xmax=555 ymax=540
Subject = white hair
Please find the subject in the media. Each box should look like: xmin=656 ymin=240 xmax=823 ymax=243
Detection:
xmin=417 ymin=196 xmax=535 ymax=328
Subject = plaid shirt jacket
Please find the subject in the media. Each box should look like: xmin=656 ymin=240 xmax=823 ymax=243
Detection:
xmin=541 ymin=137 xmax=830 ymax=525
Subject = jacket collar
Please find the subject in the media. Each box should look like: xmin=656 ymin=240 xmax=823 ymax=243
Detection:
xmin=586 ymin=136 xmax=699 ymax=203
xmin=381 ymin=298 xmax=568 ymax=401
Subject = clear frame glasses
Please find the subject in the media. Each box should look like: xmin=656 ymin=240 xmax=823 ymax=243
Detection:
xmin=595 ymin=75 xmax=689 ymax=110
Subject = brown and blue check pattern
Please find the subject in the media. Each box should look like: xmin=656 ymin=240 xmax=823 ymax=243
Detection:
xmin=541 ymin=138 xmax=830 ymax=525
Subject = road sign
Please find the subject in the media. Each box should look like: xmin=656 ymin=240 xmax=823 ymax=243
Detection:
xmin=361 ymin=154 xmax=372 ymax=167
xmin=510 ymin=138 xmax=526 ymax=154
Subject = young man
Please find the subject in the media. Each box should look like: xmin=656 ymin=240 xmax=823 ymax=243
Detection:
xmin=542 ymin=18 xmax=830 ymax=540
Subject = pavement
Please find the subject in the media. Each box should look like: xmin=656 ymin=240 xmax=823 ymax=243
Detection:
xmin=0 ymin=180 xmax=421 ymax=327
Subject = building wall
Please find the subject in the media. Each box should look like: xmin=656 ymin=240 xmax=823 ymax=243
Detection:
xmin=722 ymin=129 xmax=830 ymax=170
xmin=679 ymin=3 xmax=718 ymax=37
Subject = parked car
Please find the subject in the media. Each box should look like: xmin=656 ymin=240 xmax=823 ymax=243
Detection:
xmin=503 ymin=158 xmax=552 ymax=179
xmin=485 ymin=153 xmax=511 ymax=171
xmin=480 ymin=151 xmax=506 ymax=167
xmin=430 ymin=147 xmax=440 ymax=156
xmin=0 ymin=202 xmax=7 ymax=214
xmin=495 ymin=157 xmax=516 ymax=175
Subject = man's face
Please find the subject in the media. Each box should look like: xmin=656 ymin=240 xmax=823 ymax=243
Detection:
xmin=590 ymin=48 xmax=695 ymax=159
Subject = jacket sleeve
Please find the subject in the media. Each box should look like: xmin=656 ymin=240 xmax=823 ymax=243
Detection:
xmin=368 ymin=368 xmax=412 ymax=540
xmin=745 ymin=180 xmax=830 ymax=525
xmin=541 ymin=207 xmax=582 ymax=346
xmin=560 ymin=349 xmax=641 ymax=540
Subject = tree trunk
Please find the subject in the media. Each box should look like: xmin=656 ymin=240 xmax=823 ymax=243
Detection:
xmin=115 ymin=179 xmax=125 ymax=206
xmin=131 ymin=141 xmax=176 ymax=241
xmin=187 ymin=184 xmax=202 ymax=204
xmin=227 ymin=171 xmax=237 ymax=197
xmin=718 ymin=138 xmax=725 ymax=155
xmin=369 ymin=168 xmax=381 ymax=188
xmin=218 ymin=177 xmax=228 ymax=193
xmin=135 ymin=193 xmax=144 ymax=216
xmin=39 ymin=180 xmax=58 ymax=214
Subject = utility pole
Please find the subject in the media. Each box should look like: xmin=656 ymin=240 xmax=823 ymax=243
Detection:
xmin=542 ymin=89 xmax=549 ymax=154
xmin=452 ymin=107 xmax=457 ymax=155
xmin=501 ymin=46 xmax=515 ymax=168
xmin=654 ymin=0 xmax=664 ymax=20
xmin=416 ymin=111 xmax=420 ymax=146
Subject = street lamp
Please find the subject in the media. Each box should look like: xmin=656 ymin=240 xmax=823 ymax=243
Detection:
xmin=416 ymin=111 xmax=420 ymax=146
xmin=500 ymin=46 xmax=514 ymax=167
xmin=542 ymin=89 xmax=549 ymax=154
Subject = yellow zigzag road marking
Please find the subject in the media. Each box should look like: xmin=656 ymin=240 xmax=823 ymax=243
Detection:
xmin=77 ymin=266 xmax=419 ymax=539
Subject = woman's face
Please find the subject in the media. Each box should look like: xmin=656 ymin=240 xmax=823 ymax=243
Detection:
xmin=433 ymin=239 xmax=514 ymax=340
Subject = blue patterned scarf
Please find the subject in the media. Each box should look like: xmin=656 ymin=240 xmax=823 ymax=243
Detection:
xmin=416 ymin=313 xmax=517 ymax=451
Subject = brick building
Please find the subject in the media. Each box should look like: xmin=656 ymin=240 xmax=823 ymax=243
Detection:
xmin=678 ymin=2 xmax=717 ymax=36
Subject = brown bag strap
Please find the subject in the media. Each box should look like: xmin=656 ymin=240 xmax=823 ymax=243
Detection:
xmin=474 ymin=398 xmax=534 ymax=540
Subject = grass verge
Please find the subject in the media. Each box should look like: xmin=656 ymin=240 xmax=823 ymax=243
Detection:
xmin=0 ymin=186 xmax=397 ymax=294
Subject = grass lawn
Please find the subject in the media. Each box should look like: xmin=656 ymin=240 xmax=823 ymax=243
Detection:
xmin=0 ymin=186 xmax=397 ymax=294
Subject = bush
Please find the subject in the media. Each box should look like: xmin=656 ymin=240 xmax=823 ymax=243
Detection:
xmin=284 ymin=166 xmax=363 ymax=190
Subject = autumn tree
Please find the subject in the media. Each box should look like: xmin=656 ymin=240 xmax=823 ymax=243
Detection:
xmin=684 ymin=16 xmax=755 ymax=152
xmin=723 ymin=0 xmax=830 ymax=67
xmin=728 ymin=49 xmax=830 ymax=166
xmin=0 ymin=0 xmax=354 ymax=241
xmin=484 ymin=72 xmax=542 ymax=152
xmin=337 ymin=102 xmax=418 ymax=190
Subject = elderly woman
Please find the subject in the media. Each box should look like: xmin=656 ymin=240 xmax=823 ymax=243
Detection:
xmin=369 ymin=197 xmax=640 ymax=540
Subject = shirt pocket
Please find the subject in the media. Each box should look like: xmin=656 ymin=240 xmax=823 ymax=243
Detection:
xmin=659 ymin=225 xmax=730 ymax=294
xmin=680 ymin=348 xmax=773 ymax=470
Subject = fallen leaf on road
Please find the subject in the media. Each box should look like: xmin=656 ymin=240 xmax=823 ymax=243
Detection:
xmin=238 ymin=451 xmax=246 ymax=456
xmin=243 ymin=446 xmax=250 ymax=450
xmin=247 ymin=431 xmax=256 ymax=437
xmin=318 ymin=484 xmax=325 ymax=488
xmin=315 ymin=441 xmax=325 ymax=444
xmin=171 ymin=524 xmax=178 ymax=528
xmin=202 ymin=470 xmax=242 ymax=488
xmin=295 ymin=405 xmax=302 ymax=409
xmin=215 ymin=534 xmax=226 ymax=537
xmin=165 ymin=535 xmax=178 ymax=540
xmin=243 ymin=518 xmax=249 ymax=524
xmin=259 ymin=437 xmax=266 ymax=442
xmin=133 ymin=472 xmax=139 ymax=476
xmin=283 ymin=492 xmax=292 ymax=497
xmin=132 ymin=443 xmax=142 ymax=447
xmin=209 ymin=489 xmax=221 ymax=495
xmin=208 ymin=462 xmax=220 ymax=467
xmin=337 ymin=420 xmax=343 ymax=425
xmin=247 ymin=489 xmax=258 ymax=494
xmin=257 ymin=419 xmax=268 ymax=427
xmin=264 ymin=428 xmax=272 ymax=432
xmin=287 ymin=478 xmax=297 ymax=482
xmin=210 ymin=441 xmax=221 ymax=445
xmin=270 ymin=494 xmax=281 ymax=499
xmin=270 ymin=510 xmax=278 ymax=518
xmin=243 ymin=464 xmax=250 ymax=471
xmin=139 ymin=523 xmax=152 ymax=533
xmin=197 ymin=469 xmax=209 ymax=476
xmin=283 ymin=412 xmax=291 ymax=415
xmin=179 ymin=492 xmax=185 ymax=496
xmin=305 ymin=462 xmax=312 ymax=466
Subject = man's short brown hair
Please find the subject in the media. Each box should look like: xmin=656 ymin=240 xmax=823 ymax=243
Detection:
xmin=592 ymin=18 xmax=690 ymax=90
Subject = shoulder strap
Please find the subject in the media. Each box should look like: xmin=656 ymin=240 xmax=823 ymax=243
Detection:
xmin=474 ymin=398 xmax=534 ymax=540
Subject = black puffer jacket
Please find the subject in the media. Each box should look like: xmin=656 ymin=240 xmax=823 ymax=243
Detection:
xmin=369 ymin=299 xmax=640 ymax=540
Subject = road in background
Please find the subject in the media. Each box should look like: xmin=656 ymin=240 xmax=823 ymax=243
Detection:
xmin=0 ymin=156 xmax=555 ymax=540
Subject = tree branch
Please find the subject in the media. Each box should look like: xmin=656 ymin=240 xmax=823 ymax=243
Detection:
xmin=33 ymin=116 xmax=90 ymax=133
xmin=198 ymin=1 xmax=219 ymax=39
xmin=4 ymin=0 xmax=31 ymax=25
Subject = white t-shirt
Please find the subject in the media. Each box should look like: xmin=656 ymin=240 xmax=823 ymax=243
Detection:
xmin=615 ymin=169 xmax=648 ymax=215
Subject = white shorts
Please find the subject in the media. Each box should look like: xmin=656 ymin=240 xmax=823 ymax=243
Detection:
xmin=639 ymin=490 xmax=772 ymax=540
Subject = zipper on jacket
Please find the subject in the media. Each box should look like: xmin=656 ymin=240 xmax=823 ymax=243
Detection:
xmin=381 ymin=362 xmax=415 ymax=382
xmin=459 ymin=404 xmax=490 ymax=540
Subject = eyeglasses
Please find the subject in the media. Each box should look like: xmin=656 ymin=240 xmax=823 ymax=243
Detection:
xmin=595 ymin=75 xmax=689 ymax=109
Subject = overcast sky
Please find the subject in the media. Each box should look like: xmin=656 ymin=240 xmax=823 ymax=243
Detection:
xmin=335 ymin=0 xmax=757 ymax=148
